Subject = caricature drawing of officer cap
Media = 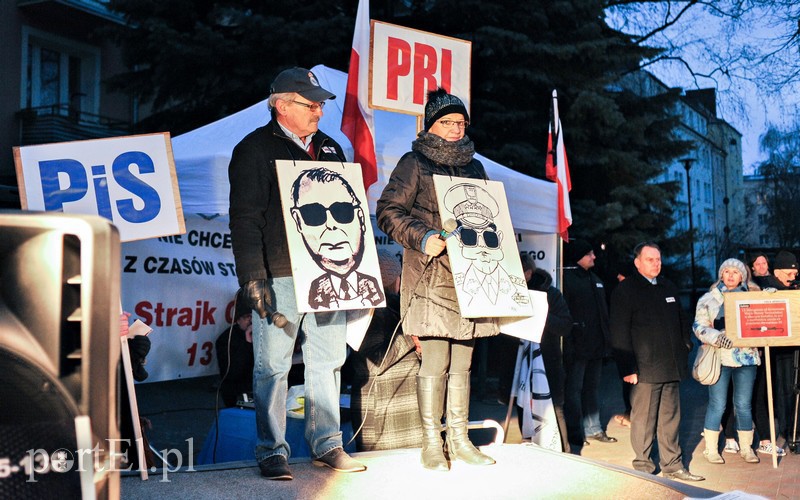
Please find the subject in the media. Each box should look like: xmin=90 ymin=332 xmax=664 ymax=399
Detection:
xmin=443 ymin=184 xmax=499 ymax=229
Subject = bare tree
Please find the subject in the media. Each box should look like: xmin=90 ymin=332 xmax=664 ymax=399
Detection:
xmin=756 ymin=124 xmax=800 ymax=247
xmin=605 ymin=1 xmax=800 ymax=118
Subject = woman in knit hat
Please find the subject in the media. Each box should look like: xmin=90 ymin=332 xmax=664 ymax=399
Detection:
xmin=377 ymin=88 xmax=497 ymax=471
xmin=693 ymin=258 xmax=761 ymax=464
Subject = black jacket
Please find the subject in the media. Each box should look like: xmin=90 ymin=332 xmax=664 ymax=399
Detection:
xmin=376 ymin=150 xmax=498 ymax=339
xmin=528 ymin=268 xmax=572 ymax=404
xmin=228 ymin=119 xmax=345 ymax=285
xmin=610 ymin=272 xmax=692 ymax=384
xmin=753 ymin=273 xmax=789 ymax=290
xmin=562 ymin=266 xmax=610 ymax=360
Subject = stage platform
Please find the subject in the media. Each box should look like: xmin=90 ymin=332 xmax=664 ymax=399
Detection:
xmin=121 ymin=443 xmax=720 ymax=499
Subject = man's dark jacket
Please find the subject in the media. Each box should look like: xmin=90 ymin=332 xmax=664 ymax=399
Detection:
xmin=528 ymin=268 xmax=572 ymax=405
xmin=228 ymin=119 xmax=345 ymax=286
xmin=562 ymin=266 xmax=610 ymax=360
xmin=610 ymin=272 xmax=692 ymax=384
xmin=753 ymin=273 xmax=789 ymax=290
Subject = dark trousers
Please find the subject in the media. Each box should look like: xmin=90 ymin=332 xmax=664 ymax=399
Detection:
xmin=752 ymin=358 xmax=771 ymax=441
xmin=630 ymin=381 xmax=683 ymax=474
xmin=564 ymin=357 xmax=603 ymax=443
xmin=773 ymin=349 xmax=797 ymax=439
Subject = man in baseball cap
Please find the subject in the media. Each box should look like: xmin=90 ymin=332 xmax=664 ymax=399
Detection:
xmin=773 ymin=250 xmax=799 ymax=289
xmin=269 ymin=67 xmax=335 ymax=102
xmin=228 ymin=65 xmax=365 ymax=480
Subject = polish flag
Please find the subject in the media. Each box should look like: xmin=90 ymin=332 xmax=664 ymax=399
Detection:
xmin=545 ymin=90 xmax=572 ymax=241
xmin=341 ymin=0 xmax=378 ymax=191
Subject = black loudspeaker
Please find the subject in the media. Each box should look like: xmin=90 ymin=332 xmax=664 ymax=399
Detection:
xmin=0 ymin=211 xmax=120 ymax=499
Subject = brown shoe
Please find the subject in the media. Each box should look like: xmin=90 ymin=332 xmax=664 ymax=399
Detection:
xmin=663 ymin=468 xmax=705 ymax=482
xmin=586 ymin=431 xmax=618 ymax=443
xmin=312 ymin=448 xmax=366 ymax=473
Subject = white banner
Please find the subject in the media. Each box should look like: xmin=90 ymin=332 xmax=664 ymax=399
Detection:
xmin=515 ymin=341 xmax=562 ymax=450
xmin=121 ymin=214 xmax=239 ymax=382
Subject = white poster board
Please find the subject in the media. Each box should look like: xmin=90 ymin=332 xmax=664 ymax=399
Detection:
xmin=499 ymin=290 xmax=548 ymax=343
xmin=370 ymin=20 xmax=471 ymax=115
xmin=275 ymin=160 xmax=386 ymax=313
xmin=13 ymin=133 xmax=185 ymax=242
xmin=432 ymin=175 xmax=532 ymax=318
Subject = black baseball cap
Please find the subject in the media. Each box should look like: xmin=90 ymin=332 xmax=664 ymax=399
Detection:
xmin=269 ymin=67 xmax=335 ymax=102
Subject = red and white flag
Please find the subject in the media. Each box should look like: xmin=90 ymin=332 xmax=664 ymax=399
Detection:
xmin=341 ymin=0 xmax=378 ymax=191
xmin=545 ymin=90 xmax=572 ymax=241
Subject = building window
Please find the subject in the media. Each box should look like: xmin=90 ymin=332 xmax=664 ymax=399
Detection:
xmin=21 ymin=27 xmax=101 ymax=117
xmin=759 ymin=234 xmax=769 ymax=245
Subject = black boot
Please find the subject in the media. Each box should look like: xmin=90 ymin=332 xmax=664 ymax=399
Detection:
xmin=445 ymin=372 xmax=495 ymax=465
xmin=417 ymin=375 xmax=449 ymax=471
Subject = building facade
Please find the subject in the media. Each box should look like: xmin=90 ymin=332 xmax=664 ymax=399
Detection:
xmin=0 ymin=1 xmax=136 ymax=207
xmin=620 ymin=71 xmax=745 ymax=285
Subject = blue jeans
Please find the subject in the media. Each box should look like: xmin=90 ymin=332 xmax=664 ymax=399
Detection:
xmin=252 ymin=276 xmax=347 ymax=461
xmin=564 ymin=357 xmax=603 ymax=440
xmin=704 ymin=365 xmax=757 ymax=431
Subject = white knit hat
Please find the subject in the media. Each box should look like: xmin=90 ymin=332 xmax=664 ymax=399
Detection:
xmin=718 ymin=258 xmax=748 ymax=283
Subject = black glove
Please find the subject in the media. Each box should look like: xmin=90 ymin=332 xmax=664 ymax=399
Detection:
xmin=715 ymin=335 xmax=733 ymax=349
xmin=242 ymin=279 xmax=272 ymax=319
xmin=128 ymin=336 xmax=151 ymax=382
xmin=129 ymin=335 xmax=151 ymax=360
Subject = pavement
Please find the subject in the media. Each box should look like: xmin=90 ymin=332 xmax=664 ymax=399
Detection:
xmin=133 ymin=349 xmax=800 ymax=499
xmin=543 ymin=358 xmax=800 ymax=499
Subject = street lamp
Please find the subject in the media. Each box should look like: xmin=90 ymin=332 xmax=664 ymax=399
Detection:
xmin=681 ymin=158 xmax=697 ymax=302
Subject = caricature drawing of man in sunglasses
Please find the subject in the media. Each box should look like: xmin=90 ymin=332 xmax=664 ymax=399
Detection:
xmin=290 ymin=167 xmax=384 ymax=310
xmin=444 ymin=183 xmax=527 ymax=309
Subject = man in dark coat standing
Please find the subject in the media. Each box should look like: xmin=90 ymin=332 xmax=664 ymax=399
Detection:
xmin=610 ymin=242 xmax=704 ymax=482
xmin=562 ymin=239 xmax=616 ymax=448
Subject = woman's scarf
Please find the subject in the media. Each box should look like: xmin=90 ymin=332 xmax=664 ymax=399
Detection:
xmin=411 ymin=131 xmax=475 ymax=167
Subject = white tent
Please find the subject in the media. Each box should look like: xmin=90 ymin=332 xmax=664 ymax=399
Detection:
xmin=171 ymin=65 xmax=559 ymax=235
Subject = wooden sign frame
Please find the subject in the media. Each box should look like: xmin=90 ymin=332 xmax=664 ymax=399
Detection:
xmin=723 ymin=290 xmax=800 ymax=348
xmin=722 ymin=289 xmax=800 ymax=468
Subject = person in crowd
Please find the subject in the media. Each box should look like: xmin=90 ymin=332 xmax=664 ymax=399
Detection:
xmin=747 ymin=252 xmax=788 ymax=456
xmin=522 ymin=253 xmax=573 ymax=452
xmin=760 ymin=250 xmax=798 ymax=453
xmin=562 ymin=239 xmax=617 ymax=447
xmin=750 ymin=252 xmax=770 ymax=279
xmin=610 ymin=242 xmax=704 ymax=482
xmin=228 ymin=67 xmax=366 ymax=480
xmin=347 ymin=249 xmax=421 ymax=451
xmin=694 ymin=259 xmax=761 ymax=464
xmin=611 ymin=263 xmax=634 ymax=428
xmin=376 ymin=88 xmax=498 ymax=471
xmin=749 ymin=251 xmax=785 ymax=290
xmin=119 ymin=311 xmax=155 ymax=470
xmin=215 ymin=294 xmax=254 ymax=407
xmin=772 ymin=250 xmax=799 ymax=290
